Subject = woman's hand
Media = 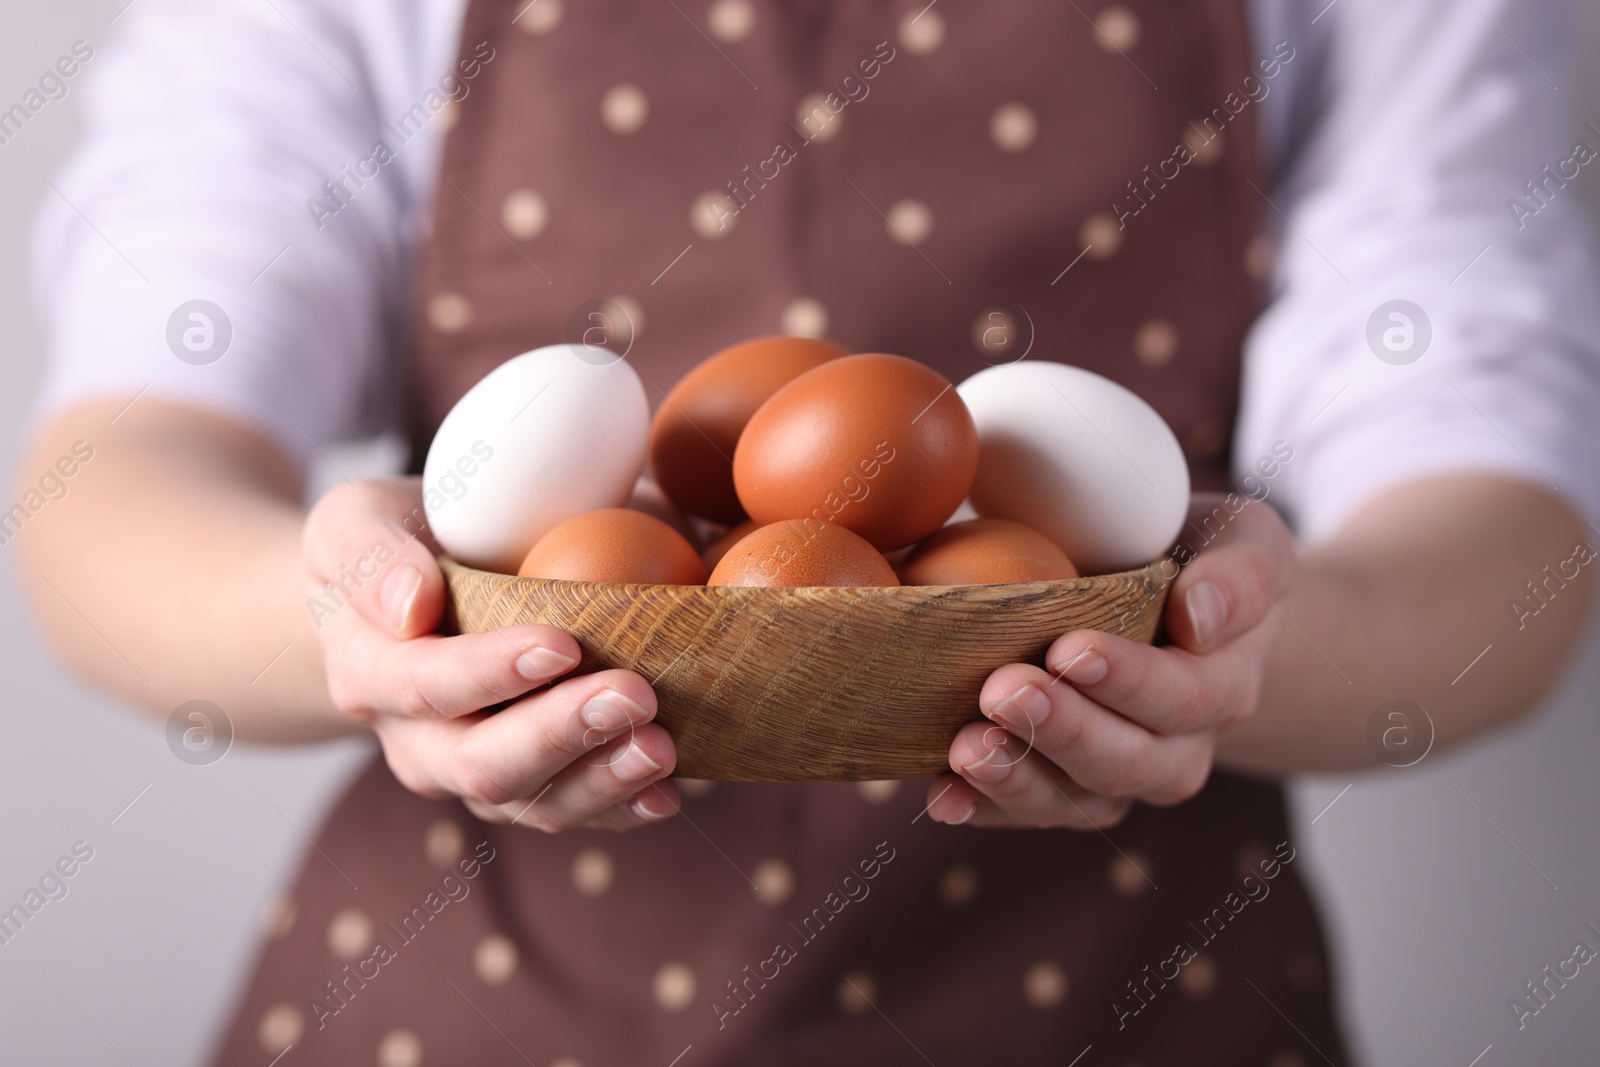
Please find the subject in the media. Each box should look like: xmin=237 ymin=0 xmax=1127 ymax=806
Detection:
xmin=304 ymin=478 xmax=680 ymax=831
xmin=926 ymin=493 xmax=1294 ymax=828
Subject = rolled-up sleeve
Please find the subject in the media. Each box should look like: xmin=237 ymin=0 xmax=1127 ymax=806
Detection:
xmin=30 ymin=0 xmax=460 ymax=472
xmin=1235 ymin=0 xmax=1600 ymax=542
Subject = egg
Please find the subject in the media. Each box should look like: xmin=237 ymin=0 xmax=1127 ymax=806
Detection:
xmin=707 ymin=520 xmax=899 ymax=587
xmin=649 ymin=336 xmax=847 ymax=524
xmin=733 ymin=354 xmax=978 ymax=550
xmin=958 ymin=362 xmax=1189 ymax=574
xmin=898 ymin=518 xmax=1079 ymax=585
xmin=701 ymin=519 xmax=757 ymax=572
xmin=424 ymin=345 xmax=648 ymax=573
xmin=518 ymin=508 xmax=707 ymax=584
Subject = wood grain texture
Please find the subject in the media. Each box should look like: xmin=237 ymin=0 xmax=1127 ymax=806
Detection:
xmin=441 ymin=558 xmax=1172 ymax=782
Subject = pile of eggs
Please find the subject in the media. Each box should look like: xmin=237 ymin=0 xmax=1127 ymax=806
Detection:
xmin=424 ymin=338 xmax=1190 ymax=587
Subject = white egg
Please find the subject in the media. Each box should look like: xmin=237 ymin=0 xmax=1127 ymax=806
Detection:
xmin=423 ymin=345 xmax=649 ymax=572
xmin=958 ymin=362 xmax=1189 ymax=574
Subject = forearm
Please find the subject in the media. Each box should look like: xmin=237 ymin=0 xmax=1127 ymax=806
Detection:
xmin=13 ymin=398 xmax=356 ymax=741
xmin=1218 ymin=474 xmax=1594 ymax=774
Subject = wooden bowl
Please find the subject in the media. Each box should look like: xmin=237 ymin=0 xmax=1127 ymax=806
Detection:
xmin=441 ymin=558 xmax=1172 ymax=782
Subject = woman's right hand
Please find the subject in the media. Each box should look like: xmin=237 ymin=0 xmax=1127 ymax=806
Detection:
xmin=302 ymin=478 xmax=681 ymax=831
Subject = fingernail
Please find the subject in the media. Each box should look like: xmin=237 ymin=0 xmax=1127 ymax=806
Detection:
xmin=1055 ymin=648 xmax=1108 ymax=686
xmin=381 ymin=563 xmax=422 ymax=631
xmin=943 ymin=798 xmax=978 ymax=825
xmin=962 ymin=735 xmax=1018 ymax=783
xmin=611 ymin=741 xmax=662 ymax=782
xmin=630 ymin=794 xmax=675 ymax=820
xmin=1187 ymin=580 xmax=1229 ymax=647
xmin=516 ymin=646 xmax=578 ymax=683
xmin=987 ymin=684 xmax=1051 ymax=730
xmin=580 ymin=690 xmax=647 ymax=732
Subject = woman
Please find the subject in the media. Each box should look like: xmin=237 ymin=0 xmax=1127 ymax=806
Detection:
xmin=18 ymin=0 xmax=1599 ymax=1063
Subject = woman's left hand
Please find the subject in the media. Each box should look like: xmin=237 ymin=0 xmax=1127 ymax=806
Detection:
xmin=926 ymin=493 xmax=1295 ymax=828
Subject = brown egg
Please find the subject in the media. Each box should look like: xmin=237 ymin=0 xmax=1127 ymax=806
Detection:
xmin=898 ymin=518 xmax=1079 ymax=585
xmin=701 ymin=519 xmax=757 ymax=571
xmin=707 ymin=520 xmax=899 ymax=588
xmin=649 ymin=336 xmax=847 ymax=524
xmin=733 ymin=354 xmax=978 ymax=551
xmin=517 ymin=508 xmax=707 ymax=584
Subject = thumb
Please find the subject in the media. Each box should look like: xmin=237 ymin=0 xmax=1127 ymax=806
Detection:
xmin=303 ymin=477 xmax=444 ymax=639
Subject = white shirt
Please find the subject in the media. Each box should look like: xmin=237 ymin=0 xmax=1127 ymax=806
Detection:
xmin=29 ymin=0 xmax=1600 ymax=543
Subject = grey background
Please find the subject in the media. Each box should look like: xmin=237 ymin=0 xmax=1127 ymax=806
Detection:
xmin=2 ymin=3 xmax=1598 ymax=1065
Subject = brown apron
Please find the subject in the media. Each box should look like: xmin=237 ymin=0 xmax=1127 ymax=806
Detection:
xmin=212 ymin=2 xmax=1348 ymax=1064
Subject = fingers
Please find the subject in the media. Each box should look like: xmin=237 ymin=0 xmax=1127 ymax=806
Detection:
xmin=926 ymin=767 xmax=1131 ymax=830
xmin=304 ymin=478 xmax=443 ymax=639
xmin=1166 ymin=492 xmax=1295 ymax=653
xmin=971 ymin=663 xmax=1215 ymax=803
xmin=460 ymin=728 xmax=681 ymax=832
xmin=465 ymin=778 xmax=683 ymax=833
xmin=1042 ymin=629 xmax=1257 ymax=735
xmin=326 ymin=614 xmax=582 ymax=722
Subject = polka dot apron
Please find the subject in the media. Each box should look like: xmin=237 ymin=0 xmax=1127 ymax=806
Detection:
xmin=210 ymin=2 xmax=1350 ymax=1064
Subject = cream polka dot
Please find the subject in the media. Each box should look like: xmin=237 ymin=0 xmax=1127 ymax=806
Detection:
xmin=1094 ymin=5 xmax=1140 ymax=51
xmin=261 ymin=895 xmax=297 ymax=940
xmin=676 ymin=777 xmax=717 ymax=797
xmin=1184 ymin=124 xmax=1225 ymax=166
xmin=1080 ymin=213 xmax=1124 ymax=261
xmin=475 ymin=934 xmax=519 ymax=985
xmin=857 ymin=780 xmax=900 ymax=803
xmin=1023 ymin=961 xmax=1068 ymax=1008
xmin=501 ymin=189 xmax=548 ymax=240
xmin=837 ymin=970 xmax=876 ymax=1014
xmin=654 ymin=962 xmax=697 ymax=1010
xmin=572 ymin=847 xmax=614 ymax=897
xmin=438 ymin=100 xmax=459 ymax=133
xmin=796 ymin=92 xmax=843 ymax=143
xmin=692 ymin=191 xmax=739 ymax=239
xmin=939 ymin=863 xmax=979 ymax=907
xmin=1108 ymin=851 xmax=1152 ymax=897
xmin=377 ymin=1029 xmax=423 ymax=1067
xmin=1236 ymin=840 xmax=1271 ymax=881
xmin=550 ymin=1060 xmax=584 ymax=1067
xmin=1287 ymin=950 xmax=1323 ymax=989
xmin=428 ymin=292 xmax=472 ymax=333
xmin=257 ymin=1003 xmax=302 ymax=1053
xmin=990 ymin=102 xmax=1037 ymax=152
xmin=1134 ymin=319 xmax=1178 ymax=366
xmin=1184 ymin=419 xmax=1227 ymax=461
xmin=1245 ymin=233 xmax=1275 ymax=282
xmin=886 ymin=199 xmax=932 ymax=246
xmin=424 ymin=819 xmax=464 ymax=869
xmin=517 ymin=0 xmax=562 ymax=34
xmin=1178 ymin=953 xmax=1218 ymax=998
xmin=708 ymin=0 xmax=755 ymax=42
xmin=898 ymin=9 xmax=945 ymax=54
xmin=971 ymin=308 xmax=1018 ymax=360
xmin=601 ymin=84 xmax=649 ymax=134
xmin=781 ymin=297 xmax=828 ymax=338
xmin=752 ymin=858 xmax=794 ymax=906
xmin=1270 ymin=1053 xmax=1307 ymax=1067
xmin=327 ymin=908 xmax=373 ymax=961
xmin=607 ymin=294 xmax=644 ymax=338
